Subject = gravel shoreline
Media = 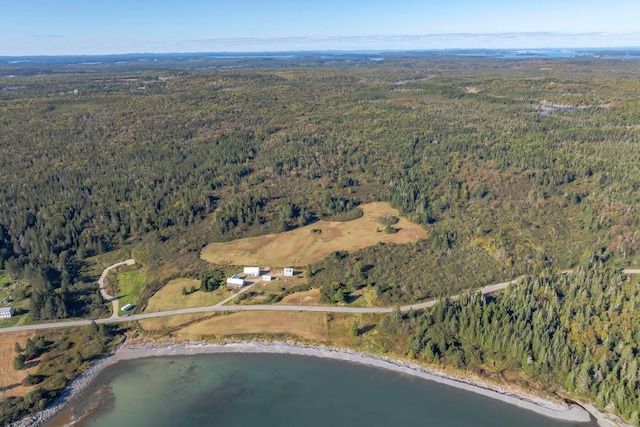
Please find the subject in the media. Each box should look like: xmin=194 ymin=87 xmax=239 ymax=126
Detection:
xmin=10 ymin=340 xmax=627 ymax=426
xmin=8 ymin=354 xmax=119 ymax=427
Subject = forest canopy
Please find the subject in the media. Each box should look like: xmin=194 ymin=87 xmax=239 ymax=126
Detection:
xmin=1 ymin=57 xmax=640 ymax=317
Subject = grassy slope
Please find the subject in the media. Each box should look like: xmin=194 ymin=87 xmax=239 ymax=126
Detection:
xmin=0 ymin=332 xmax=37 ymax=400
xmin=160 ymin=311 xmax=329 ymax=342
xmin=116 ymin=270 xmax=146 ymax=310
xmin=0 ymin=273 xmax=29 ymax=327
xmin=144 ymin=278 xmax=233 ymax=312
xmin=201 ymin=202 xmax=426 ymax=267
xmin=137 ymin=310 xmax=388 ymax=361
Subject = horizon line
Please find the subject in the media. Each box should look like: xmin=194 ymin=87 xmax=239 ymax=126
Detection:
xmin=2 ymin=46 xmax=640 ymax=60
xmin=2 ymin=31 xmax=640 ymax=58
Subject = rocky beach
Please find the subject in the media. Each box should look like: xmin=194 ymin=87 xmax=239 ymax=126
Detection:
xmin=11 ymin=340 xmax=621 ymax=426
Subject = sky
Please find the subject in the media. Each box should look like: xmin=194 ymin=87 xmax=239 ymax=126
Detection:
xmin=2 ymin=0 xmax=640 ymax=56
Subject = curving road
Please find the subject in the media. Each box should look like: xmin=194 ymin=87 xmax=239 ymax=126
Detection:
xmin=97 ymin=258 xmax=136 ymax=318
xmin=1 ymin=264 xmax=639 ymax=335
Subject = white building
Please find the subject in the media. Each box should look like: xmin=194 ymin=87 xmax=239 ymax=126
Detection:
xmin=262 ymin=275 xmax=273 ymax=282
xmin=121 ymin=304 xmax=133 ymax=312
xmin=244 ymin=267 xmax=261 ymax=277
xmin=0 ymin=307 xmax=15 ymax=318
xmin=284 ymin=268 xmax=294 ymax=277
xmin=227 ymin=277 xmax=245 ymax=287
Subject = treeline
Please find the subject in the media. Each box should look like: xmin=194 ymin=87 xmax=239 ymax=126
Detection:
xmin=399 ymin=254 xmax=640 ymax=424
xmin=309 ymin=236 xmax=521 ymax=305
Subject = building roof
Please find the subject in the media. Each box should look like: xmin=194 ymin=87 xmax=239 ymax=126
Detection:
xmin=227 ymin=277 xmax=245 ymax=286
xmin=0 ymin=307 xmax=13 ymax=313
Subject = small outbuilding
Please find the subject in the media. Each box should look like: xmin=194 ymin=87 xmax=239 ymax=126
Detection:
xmin=284 ymin=268 xmax=294 ymax=277
xmin=262 ymin=275 xmax=273 ymax=282
xmin=227 ymin=277 xmax=245 ymax=287
xmin=121 ymin=304 xmax=133 ymax=312
xmin=0 ymin=307 xmax=14 ymax=318
xmin=244 ymin=267 xmax=261 ymax=277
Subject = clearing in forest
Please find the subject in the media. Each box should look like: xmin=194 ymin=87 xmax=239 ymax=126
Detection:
xmin=115 ymin=269 xmax=146 ymax=310
xmin=201 ymin=202 xmax=426 ymax=267
xmin=0 ymin=331 xmax=36 ymax=400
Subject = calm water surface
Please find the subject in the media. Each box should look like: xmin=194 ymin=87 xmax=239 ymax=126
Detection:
xmin=47 ymin=354 xmax=596 ymax=427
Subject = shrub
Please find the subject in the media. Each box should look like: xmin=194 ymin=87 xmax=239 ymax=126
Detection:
xmin=378 ymin=214 xmax=400 ymax=226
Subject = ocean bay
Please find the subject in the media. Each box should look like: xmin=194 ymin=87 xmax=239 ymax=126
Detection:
xmin=47 ymin=353 xmax=596 ymax=427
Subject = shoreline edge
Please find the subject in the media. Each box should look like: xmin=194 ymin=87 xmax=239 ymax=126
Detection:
xmin=12 ymin=340 xmax=622 ymax=426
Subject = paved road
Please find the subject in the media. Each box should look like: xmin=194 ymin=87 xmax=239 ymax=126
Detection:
xmin=1 ymin=265 xmax=638 ymax=335
xmin=97 ymin=259 xmax=136 ymax=318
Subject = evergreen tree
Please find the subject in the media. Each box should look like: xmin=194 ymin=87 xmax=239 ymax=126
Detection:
xmin=13 ymin=354 xmax=25 ymax=370
xmin=349 ymin=320 xmax=360 ymax=337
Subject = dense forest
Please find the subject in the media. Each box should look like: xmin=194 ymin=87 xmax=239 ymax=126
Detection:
xmin=1 ymin=57 xmax=640 ymax=318
xmin=390 ymin=254 xmax=640 ymax=424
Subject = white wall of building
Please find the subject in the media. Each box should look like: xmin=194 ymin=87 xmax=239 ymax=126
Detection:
xmin=244 ymin=267 xmax=260 ymax=276
xmin=227 ymin=277 xmax=245 ymax=286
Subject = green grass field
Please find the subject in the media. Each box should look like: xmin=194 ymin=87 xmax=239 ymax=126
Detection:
xmin=0 ymin=272 xmax=29 ymax=326
xmin=0 ymin=272 xmax=11 ymax=287
xmin=0 ymin=272 xmax=12 ymax=303
xmin=116 ymin=269 xmax=146 ymax=310
xmin=0 ymin=316 xmax=22 ymax=328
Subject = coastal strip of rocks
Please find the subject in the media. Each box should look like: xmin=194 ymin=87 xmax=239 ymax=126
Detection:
xmin=8 ymin=354 xmax=118 ymax=427
xmin=11 ymin=339 xmax=630 ymax=427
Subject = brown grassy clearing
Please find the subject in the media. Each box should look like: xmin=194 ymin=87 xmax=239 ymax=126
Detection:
xmin=144 ymin=278 xmax=235 ymax=312
xmin=201 ymin=202 xmax=426 ymax=267
xmin=177 ymin=311 xmax=329 ymax=341
xmin=0 ymin=331 xmax=36 ymax=400
xmin=139 ymin=313 xmax=212 ymax=332
xmin=238 ymin=276 xmax=308 ymax=304
xmin=253 ymin=279 xmax=299 ymax=295
xmin=278 ymin=289 xmax=321 ymax=305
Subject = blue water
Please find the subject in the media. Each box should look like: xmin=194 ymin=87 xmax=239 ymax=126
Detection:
xmin=47 ymin=354 xmax=595 ymax=427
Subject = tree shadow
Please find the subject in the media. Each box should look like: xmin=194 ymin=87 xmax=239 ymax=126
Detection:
xmin=359 ymin=324 xmax=376 ymax=335
xmin=484 ymin=295 xmax=497 ymax=304
xmin=0 ymin=383 xmax=20 ymax=393
xmin=13 ymin=308 xmax=28 ymax=316
xmin=345 ymin=293 xmax=361 ymax=304
xmin=24 ymin=359 xmax=40 ymax=369
xmin=74 ymin=258 xmax=97 ymax=283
